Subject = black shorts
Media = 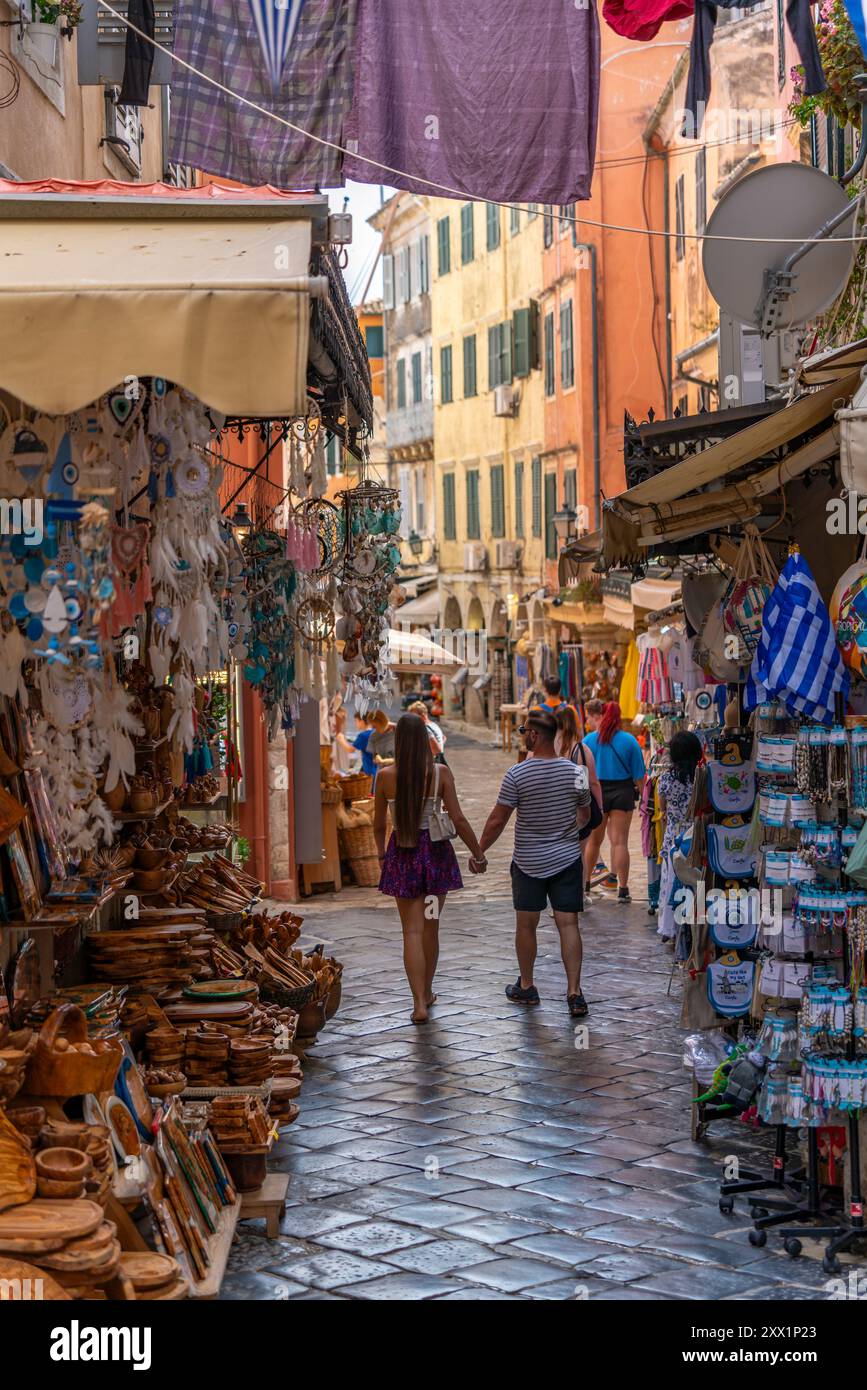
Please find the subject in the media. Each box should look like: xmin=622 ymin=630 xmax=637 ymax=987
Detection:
xmin=601 ymin=778 xmax=636 ymax=814
xmin=510 ymin=858 xmax=584 ymax=913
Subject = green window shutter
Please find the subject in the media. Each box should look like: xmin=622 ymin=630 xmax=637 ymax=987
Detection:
xmin=560 ymin=301 xmax=574 ymax=388
xmin=466 ymin=469 xmax=480 ymax=539
xmin=486 ymin=202 xmax=501 ymax=251
xmin=411 ymin=351 xmax=423 ymax=404
xmin=463 ymin=334 xmax=477 ymax=397
xmin=397 ymin=359 xmax=407 ymax=409
xmin=440 ymin=345 xmax=453 ymax=404
xmin=443 ymin=473 xmax=456 ymax=540
xmin=543 ymin=205 xmax=554 ymax=247
xmin=490 ymin=464 xmax=505 ymax=538
xmin=437 ymin=216 xmax=451 ymax=275
xmin=513 ymin=307 xmax=530 ymax=378
xmin=531 ymin=456 xmax=542 ymax=537
xmin=510 ymin=205 xmax=521 ymax=236
xmin=545 ymin=471 xmax=558 ymax=560
xmin=544 ymin=312 xmax=555 ymax=397
xmin=514 ymin=461 xmax=524 ymax=537
xmin=502 ymin=321 xmax=513 ymax=385
xmin=488 ymin=324 xmax=499 ymax=390
xmin=564 ymin=468 xmax=577 ymax=509
xmin=461 ymin=204 xmax=474 ymax=263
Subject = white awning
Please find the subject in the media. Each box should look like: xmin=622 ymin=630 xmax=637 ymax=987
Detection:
xmin=0 ymin=184 xmax=326 ymax=417
xmin=385 ymin=627 xmax=462 ymax=673
xmin=631 ymin=577 xmax=681 ymax=611
xmin=393 ymin=589 xmax=440 ymax=627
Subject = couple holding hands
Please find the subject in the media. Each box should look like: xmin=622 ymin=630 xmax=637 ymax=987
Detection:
xmin=374 ymin=709 xmax=596 ymax=1024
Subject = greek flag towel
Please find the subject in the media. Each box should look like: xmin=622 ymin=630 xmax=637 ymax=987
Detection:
xmin=745 ymin=551 xmax=848 ymax=726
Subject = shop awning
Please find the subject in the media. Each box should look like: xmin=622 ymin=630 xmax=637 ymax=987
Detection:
xmin=393 ymin=589 xmax=441 ymax=627
xmin=630 ymin=576 xmax=681 ymax=611
xmin=0 ymin=178 xmax=329 ymax=418
xmin=385 ymin=628 xmax=462 ymax=674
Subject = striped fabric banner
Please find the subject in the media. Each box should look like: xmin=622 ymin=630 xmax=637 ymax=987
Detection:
xmin=745 ymin=550 xmax=848 ymax=726
xmin=246 ymin=0 xmax=307 ymax=89
xmin=842 ymin=0 xmax=867 ymax=57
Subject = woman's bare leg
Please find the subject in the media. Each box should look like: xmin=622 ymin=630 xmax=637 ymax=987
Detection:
xmin=583 ymin=815 xmax=609 ymax=889
xmin=396 ymin=895 xmax=431 ymax=1022
xmin=607 ymin=809 xmax=634 ymax=889
xmin=422 ymin=895 xmax=445 ymax=1005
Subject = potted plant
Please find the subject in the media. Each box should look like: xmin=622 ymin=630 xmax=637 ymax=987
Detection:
xmin=27 ymin=1 xmax=83 ymax=67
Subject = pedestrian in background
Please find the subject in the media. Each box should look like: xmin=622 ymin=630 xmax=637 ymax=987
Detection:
xmin=408 ymin=700 xmax=447 ymax=763
xmin=582 ymin=702 xmax=646 ymax=904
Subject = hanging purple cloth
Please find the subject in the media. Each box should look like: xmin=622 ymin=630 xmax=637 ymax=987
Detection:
xmin=343 ymin=0 xmax=600 ymax=203
xmin=168 ymin=0 xmax=357 ymax=189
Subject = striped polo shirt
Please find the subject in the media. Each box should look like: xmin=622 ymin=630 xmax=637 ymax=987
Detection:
xmin=497 ymin=757 xmax=585 ymax=878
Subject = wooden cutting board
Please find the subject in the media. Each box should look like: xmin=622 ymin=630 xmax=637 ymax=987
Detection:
xmin=0 ymin=1256 xmax=70 ymax=1300
xmin=120 ymin=1251 xmax=181 ymax=1291
xmin=164 ymin=1001 xmax=254 ymax=1021
xmin=0 ymin=1198 xmax=102 ymax=1243
xmin=0 ymin=1107 xmax=36 ymax=1215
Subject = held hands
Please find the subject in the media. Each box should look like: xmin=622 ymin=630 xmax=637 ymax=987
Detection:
xmin=468 ymin=855 xmax=488 ymax=874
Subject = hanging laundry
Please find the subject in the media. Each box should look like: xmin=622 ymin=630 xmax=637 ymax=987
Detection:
xmin=168 ymin=0 xmax=358 ymax=189
xmin=745 ymin=549 xmax=849 ymax=727
xmin=683 ymin=0 xmax=825 ymax=135
xmin=118 ymin=0 xmax=156 ymax=106
xmin=343 ymin=0 xmax=600 ymax=203
xmin=603 ymin=0 xmax=693 ymax=42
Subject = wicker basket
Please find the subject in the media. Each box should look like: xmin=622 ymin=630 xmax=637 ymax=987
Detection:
xmin=258 ymin=977 xmax=316 ymax=1011
xmin=339 ymin=823 xmax=377 ymax=860
xmin=349 ymin=855 xmax=381 ymax=888
xmin=339 ymin=772 xmax=372 ymax=803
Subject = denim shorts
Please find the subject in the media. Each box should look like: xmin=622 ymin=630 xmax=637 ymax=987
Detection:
xmin=510 ymin=858 xmax=584 ymax=913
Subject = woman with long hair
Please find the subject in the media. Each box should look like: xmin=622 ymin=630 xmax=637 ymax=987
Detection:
xmin=657 ymin=730 xmax=703 ymax=947
xmin=582 ymin=702 xmax=646 ymax=904
xmin=374 ymin=713 xmax=485 ymax=1023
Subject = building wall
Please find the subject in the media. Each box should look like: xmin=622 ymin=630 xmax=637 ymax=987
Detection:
xmin=354 ymin=300 xmax=388 ymax=480
xmin=430 ymin=195 xmax=546 ymax=692
xmin=0 ymin=8 xmax=165 ymax=182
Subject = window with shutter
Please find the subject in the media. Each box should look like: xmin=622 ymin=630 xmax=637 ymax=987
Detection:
xmin=411 ymin=352 xmax=423 ymax=405
xmin=397 ymin=359 xmax=407 ymax=410
xmin=514 ymin=461 xmax=525 ymax=537
xmin=543 ymin=206 xmax=555 ymax=247
xmin=531 ymin=457 xmax=542 ymax=537
xmin=410 ymin=242 xmax=420 ymax=299
xmin=695 ymin=148 xmax=706 ymax=238
xmin=437 ymin=216 xmax=451 ymax=276
xmin=486 ymin=203 xmax=501 ymax=251
xmin=440 ymin=345 xmax=453 ymax=405
xmin=544 ymin=471 xmax=558 ymax=560
xmin=488 ymin=325 xmax=498 ymax=390
xmin=443 ymin=473 xmax=456 ymax=540
xmin=397 ymin=247 xmax=411 ymax=303
xmin=383 ymin=254 xmax=395 ymax=310
xmin=513 ymin=307 xmax=530 ymax=378
xmin=527 ymin=204 xmax=539 ymax=220
xmin=419 ymin=234 xmax=430 ymax=293
xmin=560 ymin=301 xmax=574 ymax=388
xmin=466 ymin=470 xmax=480 ymax=539
xmin=461 ymin=204 xmax=475 ymax=263
xmin=490 ymin=464 xmax=506 ymax=538
xmin=498 ymin=322 xmax=513 ymax=386
xmin=510 ymin=205 xmax=521 ymax=236
xmin=564 ymin=468 xmax=577 ymax=509
xmin=463 ymin=335 xmax=477 ymax=398
xmin=544 ymin=312 xmax=555 ymax=397
xmin=675 ymin=175 xmax=685 ymax=261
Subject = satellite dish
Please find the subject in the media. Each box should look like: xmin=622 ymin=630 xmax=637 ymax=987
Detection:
xmin=702 ymin=163 xmax=856 ymax=333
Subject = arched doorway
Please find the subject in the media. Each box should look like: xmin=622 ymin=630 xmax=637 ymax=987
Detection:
xmin=443 ymin=595 xmax=462 ymax=632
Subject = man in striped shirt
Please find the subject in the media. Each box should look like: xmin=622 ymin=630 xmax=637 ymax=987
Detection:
xmin=476 ymin=709 xmax=592 ymax=1018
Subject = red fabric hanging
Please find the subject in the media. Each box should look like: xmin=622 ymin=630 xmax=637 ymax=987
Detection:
xmin=603 ymin=0 xmax=694 ymax=41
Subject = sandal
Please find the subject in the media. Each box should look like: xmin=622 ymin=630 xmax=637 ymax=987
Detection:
xmin=567 ymin=992 xmax=589 ymax=1018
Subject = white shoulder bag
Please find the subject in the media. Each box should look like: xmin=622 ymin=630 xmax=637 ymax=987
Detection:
xmin=427 ymin=763 xmax=457 ymax=842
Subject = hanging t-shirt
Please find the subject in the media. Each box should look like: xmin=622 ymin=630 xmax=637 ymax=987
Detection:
xmin=667 ymin=632 xmax=706 ymax=693
xmin=344 ymin=0 xmax=601 ymax=203
xmin=583 ymin=730 xmax=646 ymax=783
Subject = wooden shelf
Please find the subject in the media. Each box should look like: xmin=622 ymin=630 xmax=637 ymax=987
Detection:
xmin=189 ymin=1198 xmax=242 ymax=1300
xmin=114 ymin=795 xmax=175 ymax=823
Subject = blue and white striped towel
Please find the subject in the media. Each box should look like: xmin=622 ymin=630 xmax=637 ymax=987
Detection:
xmin=744 ymin=551 xmax=848 ymax=726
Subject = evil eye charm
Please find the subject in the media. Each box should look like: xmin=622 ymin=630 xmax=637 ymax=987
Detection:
xmin=154 ymin=605 xmax=172 ymax=627
xmin=150 ymin=434 xmax=172 ymax=466
xmin=25 ymin=617 xmax=43 ymax=641
xmin=65 ymin=598 xmax=81 ymax=621
xmin=8 ymin=592 xmax=28 ymax=622
xmin=23 ymin=556 xmax=44 ymax=584
xmin=62 ymin=461 xmax=80 ymax=486
xmin=227 ymin=621 xmax=239 ymax=640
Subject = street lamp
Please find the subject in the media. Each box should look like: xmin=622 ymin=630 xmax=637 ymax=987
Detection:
xmin=552 ymin=498 xmax=577 ymax=544
xmin=408 ymin=530 xmax=423 ymax=558
xmin=230 ymin=502 xmax=253 ymax=542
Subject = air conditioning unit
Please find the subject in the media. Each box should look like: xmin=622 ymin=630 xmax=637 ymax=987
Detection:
xmin=493 ymin=384 xmax=517 ymax=418
xmin=495 ymin=540 xmax=522 ymax=570
xmin=464 ymin=542 xmax=489 ymax=572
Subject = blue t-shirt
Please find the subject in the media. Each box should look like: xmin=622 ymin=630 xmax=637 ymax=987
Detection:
xmin=353 ymin=730 xmax=376 ymax=777
xmin=583 ymin=730 xmax=645 ymax=783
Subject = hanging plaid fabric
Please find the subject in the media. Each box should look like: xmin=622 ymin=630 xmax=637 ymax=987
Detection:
xmin=745 ymin=547 xmax=849 ymax=726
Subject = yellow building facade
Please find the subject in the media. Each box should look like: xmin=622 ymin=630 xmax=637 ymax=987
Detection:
xmin=430 ymin=197 xmax=546 ymax=722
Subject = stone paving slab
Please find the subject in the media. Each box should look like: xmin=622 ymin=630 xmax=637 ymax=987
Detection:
xmin=220 ymin=731 xmax=841 ymax=1302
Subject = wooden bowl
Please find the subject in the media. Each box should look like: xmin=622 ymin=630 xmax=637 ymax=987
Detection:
xmin=135 ymin=848 xmax=166 ymax=871
xmin=35 ymin=1148 xmax=92 ymax=1185
xmin=147 ymin=1077 xmax=186 ymax=1099
xmin=36 ymin=1176 xmax=85 ymax=1201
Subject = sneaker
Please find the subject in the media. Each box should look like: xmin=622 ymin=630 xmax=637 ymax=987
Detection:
xmin=617 ymin=887 xmax=631 ymax=904
xmin=506 ymin=979 xmax=540 ymax=1005
xmin=647 ymin=902 xmax=657 ymax=915
xmin=594 ymin=860 xmax=607 ymax=874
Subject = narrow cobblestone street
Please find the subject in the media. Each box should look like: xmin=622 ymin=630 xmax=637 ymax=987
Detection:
xmin=223 ymin=732 xmax=837 ymax=1301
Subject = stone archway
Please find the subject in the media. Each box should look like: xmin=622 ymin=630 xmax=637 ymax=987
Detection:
xmin=442 ymin=595 xmax=462 ymax=632
xmin=466 ymin=597 xmax=485 ymax=631
xmin=531 ymin=599 xmax=546 ymax=640
xmin=489 ymin=598 xmax=508 ymax=638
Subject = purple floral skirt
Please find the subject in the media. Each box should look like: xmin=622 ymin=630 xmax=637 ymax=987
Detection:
xmin=378 ymin=829 xmax=464 ymax=899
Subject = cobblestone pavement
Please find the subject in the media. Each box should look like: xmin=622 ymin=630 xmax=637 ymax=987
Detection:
xmin=222 ymin=731 xmax=839 ymax=1301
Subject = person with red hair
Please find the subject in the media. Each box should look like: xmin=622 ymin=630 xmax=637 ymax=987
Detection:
xmin=582 ymin=702 xmax=646 ymax=904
